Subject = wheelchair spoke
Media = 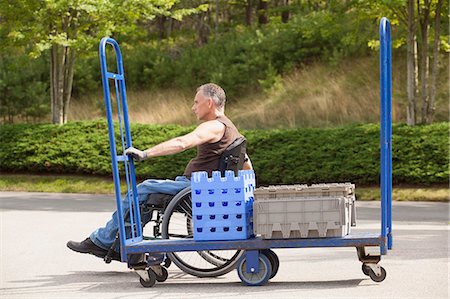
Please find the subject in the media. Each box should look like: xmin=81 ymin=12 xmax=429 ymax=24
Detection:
xmin=176 ymin=197 xmax=192 ymax=217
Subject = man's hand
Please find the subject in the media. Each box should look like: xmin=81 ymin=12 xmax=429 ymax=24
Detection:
xmin=124 ymin=147 xmax=148 ymax=161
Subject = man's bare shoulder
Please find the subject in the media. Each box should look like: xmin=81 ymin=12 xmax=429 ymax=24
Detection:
xmin=193 ymin=119 xmax=226 ymax=143
xmin=196 ymin=119 xmax=226 ymax=132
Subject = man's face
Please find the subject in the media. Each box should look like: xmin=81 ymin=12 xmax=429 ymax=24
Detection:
xmin=192 ymin=91 xmax=212 ymax=121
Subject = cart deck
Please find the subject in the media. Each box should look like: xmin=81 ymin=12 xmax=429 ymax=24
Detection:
xmin=126 ymin=233 xmax=383 ymax=254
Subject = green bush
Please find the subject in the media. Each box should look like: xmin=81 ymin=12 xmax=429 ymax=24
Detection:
xmin=1 ymin=121 xmax=448 ymax=186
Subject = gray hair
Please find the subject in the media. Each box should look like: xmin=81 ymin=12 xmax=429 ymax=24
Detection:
xmin=197 ymin=83 xmax=226 ymax=109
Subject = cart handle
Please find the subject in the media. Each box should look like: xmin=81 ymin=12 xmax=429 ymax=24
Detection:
xmin=99 ymin=37 xmax=143 ymax=262
xmin=379 ymin=17 xmax=393 ymax=254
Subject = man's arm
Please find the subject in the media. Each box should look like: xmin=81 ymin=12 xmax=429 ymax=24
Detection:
xmin=125 ymin=120 xmax=225 ymax=160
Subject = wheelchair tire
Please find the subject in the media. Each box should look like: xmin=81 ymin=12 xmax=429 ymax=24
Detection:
xmin=161 ymin=187 xmax=243 ymax=278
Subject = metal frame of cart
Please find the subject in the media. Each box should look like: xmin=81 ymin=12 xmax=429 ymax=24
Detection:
xmin=99 ymin=17 xmax=393 ymax=287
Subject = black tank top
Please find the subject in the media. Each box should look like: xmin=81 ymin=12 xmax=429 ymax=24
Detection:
xmin=183 ymin=115 xmax=242 ymax=178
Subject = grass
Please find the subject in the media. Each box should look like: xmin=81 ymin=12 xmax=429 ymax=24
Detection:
xmin=0 ymin=174 xmax=126 ymax=194
xmin=0 ymin=174 xmax=448 ymax=201
xmin=69 ymin=55 xmax=449 ymax=129
xmin=356 ymin=187 xmax=449 ymax=202
xmin=69 ymin=89 xmax=196 ymax=126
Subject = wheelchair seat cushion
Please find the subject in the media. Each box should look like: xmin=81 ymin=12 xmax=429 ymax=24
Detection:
xmin=146 ymin=193 xmax=175 ymax=208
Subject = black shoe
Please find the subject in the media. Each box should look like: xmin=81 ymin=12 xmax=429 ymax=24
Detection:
xmin=106 ymin=250 xmax=122 ymax=262
xmin=67 ymin=238 xmax=108 ymax=258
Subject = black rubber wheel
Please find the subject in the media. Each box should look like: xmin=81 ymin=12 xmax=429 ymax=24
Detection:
xmin=237 ymin=253 xmax=272 ymax=286
xmin=369 ymin=266 xmax=387 ymax=283
xmin=155 ymin=267 xmax=169 ymax=282
xmin=362 ymin=264 xmax=370 ymax=276
xmin=261 ymin=249 xmax=280 ymax=279
xmin=163 ymin=257 xmax=172 ymax=268
xmin=161 ymin=187 xmax=243 ymax=278
xmin=104 ymin=256 xmax=112 ymax=264
xmin=139 ymin=270 xmax=156 ymax=287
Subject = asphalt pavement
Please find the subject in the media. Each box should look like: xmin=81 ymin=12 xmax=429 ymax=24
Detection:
xmin=0 ymin=192 xmax=448 ymax=299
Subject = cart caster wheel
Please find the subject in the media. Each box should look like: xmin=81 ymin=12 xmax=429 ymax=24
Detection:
xmin=369 ymin=266 xmax=386 ymax=283
xmin=261 ymin=249 xmax=279 ymax=279
xmin=237 ymin=254 xmax=272 ymax=286
xmin=361 ymin=264 xmax=370 ymax=276
xmin=139 ymin=270 xmax=156 ymax=288
xmin=163 ymin=257 xmax=171 ymax=268
xmin=155 ymin=267 xmax=169 ymax=282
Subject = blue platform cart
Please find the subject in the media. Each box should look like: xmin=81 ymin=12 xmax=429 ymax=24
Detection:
xmin=99 ymin=18 xmax=393 ymax=287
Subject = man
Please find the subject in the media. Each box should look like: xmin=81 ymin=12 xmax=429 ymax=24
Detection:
xmin=67 ymin=83 xmax=252 ymax=260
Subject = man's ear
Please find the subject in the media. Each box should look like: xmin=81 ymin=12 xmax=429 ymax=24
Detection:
xmin=207 ymin=98 xmax=214 ymax=108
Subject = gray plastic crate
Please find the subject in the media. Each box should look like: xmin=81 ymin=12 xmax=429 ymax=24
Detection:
xmin=253 ymin=184 xmax=356 ymax=239
xmin=254 ymin=183 xmax=356 ymax=227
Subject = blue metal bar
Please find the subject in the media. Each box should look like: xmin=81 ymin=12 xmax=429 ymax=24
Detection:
xmin=118 ymin=64 xmax=143 ymax=242
xmin=114 ymin=79 xmax=136 ymax=240
xmin=245 ymin=250 xmax=260 ymax=273
xmin=125 ymin=234 xmax=384 ymax=254
xmin=385 ymin=17 xmax=393 ymax=251
xmin=116 ymin=155 xmax=129 ymax=162
xmin=99 ymin=37 xmax=143 ymax=262
xmin=106 ymin=73 xmax=124 ymax=80
xmin=379 ymin=17 xmax=393 ymax=254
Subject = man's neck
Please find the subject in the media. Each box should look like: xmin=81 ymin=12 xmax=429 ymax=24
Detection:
xmin=203 ymin=110 xmax=224 ymax=122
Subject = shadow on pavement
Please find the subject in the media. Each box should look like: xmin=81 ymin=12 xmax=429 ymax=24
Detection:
xmin=2 ymin=270 xmax=368 ymax=295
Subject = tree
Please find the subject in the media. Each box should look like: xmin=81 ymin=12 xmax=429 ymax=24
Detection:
xmin=358 ymin=0 xmax=449 ymax=125
xmin=245 ymin=0 xmax=254 ymax=25
xmin=0 ymin=50 xmax=49 ymax=123
xmin=281 ymin=0 xmax=290 ymax=23
xmin=406 ymin=0 xmax=418 ymax=125
xmin=258 ymin=0 xmax=269 ymax=25
xmin=1 ymin=0 xmax=198 ymax=125
xmin=426 ymin=0 xmax=443 ymax=123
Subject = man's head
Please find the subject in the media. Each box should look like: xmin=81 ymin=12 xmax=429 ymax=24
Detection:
xmin=192 ymin=83 xmax=226 ymax=121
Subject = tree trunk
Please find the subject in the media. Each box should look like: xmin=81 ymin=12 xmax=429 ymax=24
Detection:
xmin=245 ymin=0 xmax=253 ymax=26
xmin=428 ymin=0 xmax=442 ymax=123
xmin=214 ymin=0 xmax=219 ymax=38
xmin=197 ymin=13 xmax=210 ymax=46
xmin=281 ymin=0 xmax=289 ymax=23
xmin=258 ymin=0 xmax=268 ymax=25
xmin=167 ymin=17 xmax=173 ymax=38
xmin=406 ymin=0 xmax=417 ymax=126
xmin=157 ymin=16 xmax=166 ymax=39
xmin=50 ymin=44 xmax=64 ymax=124
xmin=62 ymin=47 xmax=76 ymax=124
xmin=418 ymin=0 xmax=430 ymax=124
xmin=50 ymin=43 xmax=76 ymax=125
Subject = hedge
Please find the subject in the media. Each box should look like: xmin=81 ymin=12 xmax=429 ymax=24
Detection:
xmin=0 ymin=121 xmax=448 ymax=186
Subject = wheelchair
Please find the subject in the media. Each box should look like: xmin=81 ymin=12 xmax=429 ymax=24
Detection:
xmin=105 ymin=137 xmax=248 ymax=278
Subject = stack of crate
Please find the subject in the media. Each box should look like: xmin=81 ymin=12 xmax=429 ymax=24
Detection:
xmin=191 ymin=170 xmax=256 ymax=241
xmin=253 ymin=183 xmax=356 ymax=239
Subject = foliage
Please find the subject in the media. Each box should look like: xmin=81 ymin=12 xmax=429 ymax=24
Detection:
xmin=1 ymin=121 xmax=448 ymax=186
xmin=0 ymin=50 xmax=50 ymax=122
xmin=0 ymin=0 xmax=203 ymax=124
xmin=72 ymin=7 xmax=375 ymax=99
xmin=1 ymin=0 xmax=448 ymax=124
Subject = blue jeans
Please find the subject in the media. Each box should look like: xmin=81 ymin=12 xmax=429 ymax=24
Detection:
xmin=90 ymin=176 xmax=190 ymax=250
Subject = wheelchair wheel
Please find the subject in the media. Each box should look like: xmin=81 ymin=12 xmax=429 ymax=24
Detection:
xmin=161 ymin=187 xmax=244 ymax=278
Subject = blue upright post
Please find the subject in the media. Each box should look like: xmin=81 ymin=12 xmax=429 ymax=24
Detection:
xmin=99 ymin=37 xmax=143 ymax=262
xmin=379 ymin=18 xmax=393 ymax=254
